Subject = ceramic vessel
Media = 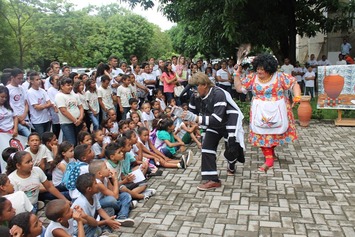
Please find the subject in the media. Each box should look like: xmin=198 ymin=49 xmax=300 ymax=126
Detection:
xmin=323 ymin=72 xmax=344 ymax=99
xmin=298 ymin=96 xmax=312 ymax=127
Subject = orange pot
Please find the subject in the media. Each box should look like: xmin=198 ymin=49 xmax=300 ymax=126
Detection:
xmin=298 ymin=96 xmax=312 ymax=127
xmin=323 ymin=73 xmax=344 ymax=99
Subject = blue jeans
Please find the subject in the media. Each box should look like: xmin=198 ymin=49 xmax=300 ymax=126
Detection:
xmin=61 ymin=123 xmax=82 ymax=146
xmin=99 ymin=192 xmax=132 ymax=219
xmin=18 ymin=123 xmax=31 ymax=137
xmin=79 ymin=207 xmax=114 ymax=237
xmin=33 ymin=121 xmax=51 ymax=137
xmin=88 ymin=113 xmax=100 ymax=131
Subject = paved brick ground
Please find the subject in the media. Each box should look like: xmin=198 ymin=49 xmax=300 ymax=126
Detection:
xmin=40 ymin=122 xmax=355 ymax=236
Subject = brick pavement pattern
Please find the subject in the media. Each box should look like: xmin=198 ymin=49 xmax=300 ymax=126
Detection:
xmin=40 ymin=122 xmax=355 ymax=236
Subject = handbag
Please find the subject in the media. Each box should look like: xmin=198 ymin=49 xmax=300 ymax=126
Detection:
xmin=174 ymin=85 xmax=185 ymax=97
xmin=250 ymin=98 xmax=289 ymax=134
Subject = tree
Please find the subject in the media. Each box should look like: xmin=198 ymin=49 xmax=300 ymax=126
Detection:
xmin=123 ymin=0 xmax=355 ymax=62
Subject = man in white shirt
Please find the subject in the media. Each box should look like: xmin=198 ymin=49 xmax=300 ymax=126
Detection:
xmin=292 ymin=61 xmax=305 ymax=93
xmin=341 ymin=38 xmax=352 ymax=56
xmin=216 ymin=60 xmax=232 ymax=93
xmin=317 ymin=55 xmax=331 ymax=66
xmin=336 ymin=54 xmax=347 ymax=65
xmin=281 ymin=58 xmax=294 ymax=75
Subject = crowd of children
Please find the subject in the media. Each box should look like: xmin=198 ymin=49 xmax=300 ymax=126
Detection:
xmin=0 ymin=57 xmax=204 ymax=236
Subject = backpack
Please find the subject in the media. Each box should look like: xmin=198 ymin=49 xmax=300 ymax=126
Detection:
xmin=62 ymin=161 xmax=87 ymax=191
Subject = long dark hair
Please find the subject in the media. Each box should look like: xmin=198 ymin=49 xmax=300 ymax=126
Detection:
xmin=0 ymin=86 xmax=12 ymax=111
xmin=50 ymin=141 xmax=73 ymax=172
xmin=6 ymin=151 xmax=28 ymax=175
xmin=156 ymin=118 xmax=174 ymax=131
xmin=163 ymin=62 xmax=174 ymax=77
xmin=9 ymin=212 xmax=32 ymax=237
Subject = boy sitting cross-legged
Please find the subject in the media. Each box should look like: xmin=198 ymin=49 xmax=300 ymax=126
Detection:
xmin=89 ymin=160 xmax=135 ymax=227
xmin=72 ymin=173 xmax=121 ymax=237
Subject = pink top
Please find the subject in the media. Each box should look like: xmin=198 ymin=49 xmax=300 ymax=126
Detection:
xmin=162 ymin=72 xmax=176 ymax=93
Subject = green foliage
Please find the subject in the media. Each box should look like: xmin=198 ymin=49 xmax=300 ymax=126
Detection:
xmin=0 ymin=0 xmax=174 ymax=70
xmin=123 ymin=0 xmax=355 ymax=61
xmin=235 ymin=100 xmax=250 ymax=123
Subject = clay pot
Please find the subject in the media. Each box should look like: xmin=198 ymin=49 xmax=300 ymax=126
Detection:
xmin=323 ymin=72 xmax=344 ymax=99
xmin=298 ymin=96 xmax=312 ymax=127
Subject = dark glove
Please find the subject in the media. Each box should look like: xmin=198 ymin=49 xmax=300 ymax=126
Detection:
xmin=228 ymin=137 xmax=245 ymax=163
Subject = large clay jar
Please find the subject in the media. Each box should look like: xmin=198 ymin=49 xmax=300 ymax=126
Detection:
xmin=323 ymin=71 xmax=344 ymax=99
xmin=298 ymin=96 xmax=312 ymax=127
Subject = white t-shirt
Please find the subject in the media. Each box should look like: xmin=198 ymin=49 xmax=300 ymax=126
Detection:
xmin=44 ymin=77 xmax=51 ymax=91
xmin=4 ymin=191 xmax=33 ymax=215
xmin=72 ymin=193 xmax=101 ymax=232
xmin=55 ymin=92 xmax=82 ymax=124
xmin=336 ymin=60 xmax=347 ymax=65
xmin=307 ymin=59 xmax=318 ymax=73
xmin=156 ymin=98 xmax=166 ymax=111
xmin=341 ymin=42 xmax=352 ymax=55
xmin=304 ymin=71 xmax=315 ymax=87
xmin=117 ymin=85 xmax=132 ymax=108
xmin=292 ymin=67 xmax=304 ymax=83
xmin=317 ymin=60 xmax=331 ymax=66
xmin=8 ymin=167 xmax=47 ymax=205
xmin=91 ymin=142 xmax=102 ymax=158
xmin=141 ymin=72 xmax=156 ymax=89
xmin=110 ymin=68 xmax=124 ymax=94
xmin=129 ymin=84 xmax=137 ymax=99
xmin=85 ymin=91 xmax=100 ymax=114
xmin=21 ymin=81 xmax=30 ymax=92
xmin=27 ymin=87 xmax=50 ymax=124
xmin=76 ymin=93 xmax=88 ymax=110
xmin=96 ymin=76 xmax=102 ymax=88
xmin=95 ymin=178 xmax=109 ymax=200
xmin=25 ymin=144 xmax=54 ymax=167
xmin=281 ymin=64 xmax=294 ymax=75
xmin=97 ymin=86 xmax=114 ymax=110
xmin=142 ymin=111 xmax=154 ymax=131
xmin=45 ymin=219 xmax=75 ymax=237
xmin=216 ymin=69 xmax=231 ymax=86
xmin=6 ymin=84 xmax=27 ymax=117
xmin=0 ymin=106 xmax=14 ymax=131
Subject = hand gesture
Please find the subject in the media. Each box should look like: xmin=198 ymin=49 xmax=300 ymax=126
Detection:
xmin=10 ymin=225 xmax=23 ymax=237
xmin=106 ymin=216 xmax=121 ymax=230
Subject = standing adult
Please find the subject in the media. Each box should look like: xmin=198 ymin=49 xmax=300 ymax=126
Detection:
xmin=292 ymin=61 xmax=306 ymax=94
xmin=129 ymin=55 xmax=138 ymax=71
xmin=7 ymin=68 xmax=31 ymax=137
xmin=216 ymin=60 xmax=232 ymax=93
xmin=161 ymin=62 xmax=177 ymax=103
xmin=341 ymin=38 xmax=352 ymax=56
xmin=234 ymin=54 xmax=301 ymax=172
xmin=185 ymin=72 xmax=245 ymax=191
xmin=281 ymin=58 xmax=294 ymax=75
xmin=307 ymin=54 xmax=318 ymax=93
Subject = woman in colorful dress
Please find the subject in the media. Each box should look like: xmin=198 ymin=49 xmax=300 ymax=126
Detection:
xmin=234 ymin=54 xmax=301 ymax=172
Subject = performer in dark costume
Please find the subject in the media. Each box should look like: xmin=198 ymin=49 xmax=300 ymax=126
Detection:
xmin=181 ymin=72 xmax=245 ymax=191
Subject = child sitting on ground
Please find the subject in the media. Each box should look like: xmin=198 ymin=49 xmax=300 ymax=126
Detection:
xmin=50 ymin=141 xmax=75 ymax=192
xmin=101 ymin=118 xmax=114 ymax=143
xmin=7 ymin=151 xmax=68 ymax=213
xmin=105 ymin=141 xmax=154 ymax=201
xmin=141 ymin=102 xmax=154 ymax=131
xmin=89 ymin=160 xmax=134 ymax=227
xmin=118 ymin=120 xmax=130 ymax=137
xmin=91 ymin=129 xmax=108 ymax=159
xmin=45 ymin=199 xmax=85 ymax=237
xmin=130 ymin=111 xmax=143 ymax=129
xmin=77 ymin=131 xmax=93 ymax=148
xmin=126 ymin=98 xmax=142 ymax=121
xmin=107 ymin=109 xmax=119 ymax=141
xmin=154 ymin=118 xmax=188 ymax=159
xmin=69 ymin=144 xmax=95 ymax=200
xmin=42 ymin=132 xmax=58 ymax=161
xmin=25 ymin=132 xmax=54 ymax=172
xmin=175 ymin=120 xmax=202 ymax=149
xmin=72 ymin=173 xmax=120 ymax=236
xmin=9 ymin=212 xmax=43 ymax=237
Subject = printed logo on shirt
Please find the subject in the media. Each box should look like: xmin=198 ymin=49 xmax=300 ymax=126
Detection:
xmin=37 ymin=97 xmax=44 ymax=104
xmin=14 ymin=94 xmax=21 ymax=101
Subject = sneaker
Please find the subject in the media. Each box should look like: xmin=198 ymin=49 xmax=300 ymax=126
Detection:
xmin=142 ymin=188 xmax=156 ymax=200
xmin=185 ymin=150 xmax=192 ymax=167
xmin=116 ymin=218 xmax=135 ymax=227
xmin=100 ymin=231 xmax=119 ymax=237
xmin=130 ymin=200 xmax=138 ymax=209
xmin=197 ymin=180 xmax=222 ymax=191
xmin=227 ymin=162 xmax=236 ymax=176
xmin=37 ymin=201 xmax=45 ymax=211
xmin=179 ymin=155 xmax=187 ymax=169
